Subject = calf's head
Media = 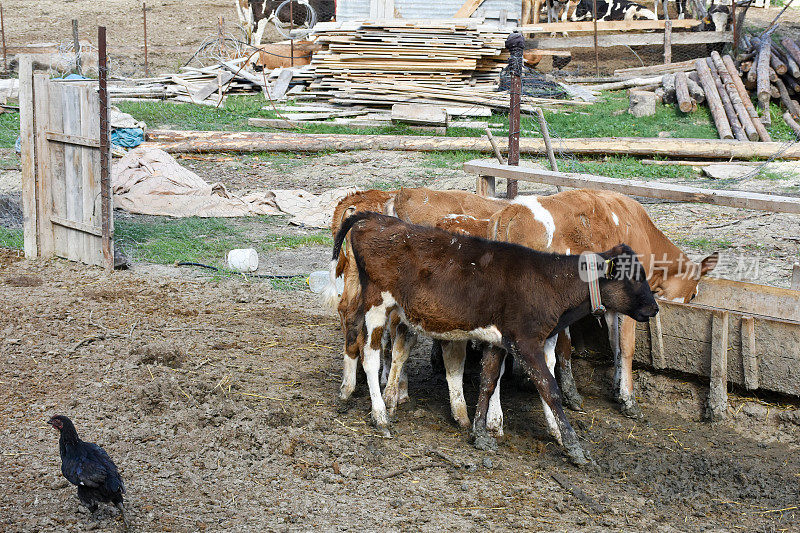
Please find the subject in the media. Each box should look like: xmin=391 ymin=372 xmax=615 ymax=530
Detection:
xmin=653 ymin=252 xmax=718 ymax=304
xmin=596 ymin=244 xmax=659 ymax=322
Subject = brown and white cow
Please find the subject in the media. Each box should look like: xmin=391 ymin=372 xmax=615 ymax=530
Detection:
xmin=333 ymin=211 xmax=659 ymax=465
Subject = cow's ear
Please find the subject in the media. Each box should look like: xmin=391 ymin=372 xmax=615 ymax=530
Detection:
xmin=700 ymin=252 xmax=719 ymax=276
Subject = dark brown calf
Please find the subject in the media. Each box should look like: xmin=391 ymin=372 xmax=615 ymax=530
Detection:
xmin=334 ymin=212 xmax=659 ymax=465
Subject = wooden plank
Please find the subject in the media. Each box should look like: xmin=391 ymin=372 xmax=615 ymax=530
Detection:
xmin=61 ymin=83 xmax=83 ymax=263
xmin=18 ymin=56 xmax=37 ymax=259
xmin=32 ymin=74 xmax=54 ymax=258
xmin=79 ymin=82 xmax=102 ymax=266
xmin=190 ymin=70 xmax=234 ymax=101
xmin=45 ymin=131 xmax=100 ymax=148
xmin=461 ymin=160 xmax=800 ymax=214
xmin=741 ymin=316 xmax=758 ymax=390
xmin=47 ymin=80 xmax=68 ymax=260
xmin=50 ymin=215 xmax=103 ymax=237
xmin=706 ymin=310 xmax=729 ymax=422
xmin=614 ymin=59 xmax=697 ymax=77
xmin=281 ymin=110 xmax=369 ymax=121
xmin=391 ymin=103 xmax=448 ymax=126
xmin=693 ymin=277 xmax=800 ymax=322
xmin=520 ymin=18 xmax=699 ymax=33
xmin=649 ymin=313 xmax=665 ymax=370
xmin=530 ymin=31 xmax=732 ymax=49
xmin=454 ymin=0 xmax=486 ymax=18
xmin=269 ymin=69 xmax=294 ymax=100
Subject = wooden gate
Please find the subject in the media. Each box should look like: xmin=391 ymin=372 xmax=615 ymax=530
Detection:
xmin=19 ymin=57 xmax=112 ymax=268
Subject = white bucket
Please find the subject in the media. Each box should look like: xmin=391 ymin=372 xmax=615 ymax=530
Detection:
xmin=308 ymin=270 xmax=344 ymax=294
xmin=226 ymin=248 xmax=259 ymax=272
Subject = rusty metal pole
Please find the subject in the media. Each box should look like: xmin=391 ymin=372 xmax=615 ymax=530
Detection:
xmin=218 ymin=15 xmax=225 ymax=59
xmin=592 ymin=0 xmax=599 ymax=77
xmin=143 ymin=2 xmax=149 ymax=77
xmin=72 ymin=19 xmax=81 ymax=75
xmin=98 ymin=26 xmax=112 ymax=271
xmin=1 ymin=5 xmax=7 ymax=73
xmin=506 ymin=32 xmax=524 ymax=200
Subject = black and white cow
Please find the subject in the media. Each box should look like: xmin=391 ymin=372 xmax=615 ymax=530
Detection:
xmin=570 ymin=0 xmax=658 ymax=21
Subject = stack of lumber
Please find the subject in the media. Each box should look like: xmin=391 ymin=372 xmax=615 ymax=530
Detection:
xmin=300 ymin=19 xmax=583 ymax=112
xmin=109 ymin=59 xmax=313 ymax=105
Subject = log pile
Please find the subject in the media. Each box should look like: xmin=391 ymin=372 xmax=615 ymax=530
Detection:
xmin=652 ymin=33 xmax=800 ymax=141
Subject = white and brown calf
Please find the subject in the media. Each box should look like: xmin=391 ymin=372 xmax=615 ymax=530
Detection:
xmin=334 ymin=211 xmax=659 ymax=465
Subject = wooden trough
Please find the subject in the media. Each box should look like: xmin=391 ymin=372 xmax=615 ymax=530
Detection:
xmin=636 ymin=278 xmax=800 ymax=419
xmin=464 ymin=159 xmax=800 ymax=412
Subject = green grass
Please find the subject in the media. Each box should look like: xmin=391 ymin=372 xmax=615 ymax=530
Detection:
xmin=676 ymin=237 xmax=734 ymax=251
xmin=114 ymin=216 xmax=330 ymax=267
xmin=0 ymin=111 xmax=20 ymax=149
xmin=423 ymin=150 xmax=485 ymax=169
xmin=0 ymin=227 xmax=23 ymax=250
xmin=560 ymin=156 xmax=697 ymax=181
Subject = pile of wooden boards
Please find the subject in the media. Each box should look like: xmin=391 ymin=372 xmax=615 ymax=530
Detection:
xmin=109 ymin=59 xmax=313 ymax=106
xmin=296 ymin=19 xmax=582 ymax=112
xmin=248 ymin=102 xmax=494 ymax=132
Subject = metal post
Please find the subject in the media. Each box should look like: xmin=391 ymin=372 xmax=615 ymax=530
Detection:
xmin=143 ymin=2 xmax=149 ymax=77
xmin=72 ymin=19 xmax=81 ymax=75
xmin=98 ymin=26 xmax=112 ymax=271
xmin=1 ymin=5 xmax=7 ymax=73
xmin=505 ymin=32 xmax=524 ymax=200
xmin=592 ymin=0 xmax=599 ymax=77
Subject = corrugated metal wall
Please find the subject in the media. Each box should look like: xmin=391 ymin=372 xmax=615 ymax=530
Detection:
xmin=336 ymin=0 xmax=522 ymax=22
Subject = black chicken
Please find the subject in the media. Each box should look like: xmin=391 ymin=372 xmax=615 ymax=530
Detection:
xmin=48 ymin=415 xmax=128 ymax=527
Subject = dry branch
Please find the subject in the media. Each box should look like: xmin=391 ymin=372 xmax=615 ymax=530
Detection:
xmin=694 ymin=59 xmax=734 ymax=139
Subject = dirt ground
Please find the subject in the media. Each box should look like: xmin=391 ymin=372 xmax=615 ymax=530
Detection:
xmin=1 ymin=242 xmax=799 ymax=533
xmin=2 ymin=1 xmax=799 ymax=76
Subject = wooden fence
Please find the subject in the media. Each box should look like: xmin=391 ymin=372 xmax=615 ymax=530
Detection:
xmin=19 ymin=56 xmax=112 ymax=268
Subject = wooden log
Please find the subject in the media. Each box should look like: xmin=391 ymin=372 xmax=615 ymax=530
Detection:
xmin=694 ymin=59 xmax=734 ymax=139
xmin=674 ymin=71 xmax=696 ymax=113
xmin=711 ymin=52 xmax=759 ymax=141
xmin=781 ymin=38 xmax=800 ymax=75
xmin=783 ymin=74 xmax=800 ymax=94
xmin=722 ymin=54 xmax=772 ymax=142
xmin=144 ymin=130 xmax=800 ymax=160
xmin=461 ymin=159 xmax=800 ymax=213
xmin=770 ymin=50 xmax=788 ymax=76
xmin=686 ymin=76 xmax=705 ymax=104
xmin=784 ymin=111 xmax=800 ymax=137
xmin=662 ymin=73 xmax=676 ymax=104
xmin=739 ymin=60 xmax=753 ymax=73
xmin=583 ymin=75 xmax=663 ymax=91
xmin=770 ymin=84 xmax=780 ymax=100
xmin=756 ymin=36 xmax=773 ymax=124
xmin=747 ymin=49 xmax=759 ymax=86
xmin=773 ymin=45 xmax=798 ymax=78
xmin=613 ymin=59 xmax=696 ymax=78
xmin=706 ymin=58 xmax=746 ymax=141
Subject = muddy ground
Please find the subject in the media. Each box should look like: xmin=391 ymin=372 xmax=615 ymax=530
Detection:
xmin=0 ymin=151 xmax=799 ymax=532
xmin=1 ymin=241 xmax=800 ymax=533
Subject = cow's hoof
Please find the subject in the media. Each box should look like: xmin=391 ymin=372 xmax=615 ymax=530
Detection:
xmin=620 ymin=401 xmax=643 ymax=419
xmin=472 ymin=432 xmax=498 ymax=452
xmin=335 ymin=396 xmax=353 ymax=414
xmin=565 ymin=444 xmax=591 ymax=466
xmin=376 ymin=425 xmax=392 ymax=438
xmin=561 ymin=386 xmax=584 ymax=412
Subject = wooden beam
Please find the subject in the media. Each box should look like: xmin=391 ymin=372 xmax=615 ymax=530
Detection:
xmin=741 ymin=315 xmax=758 ymax=390
xmin=50 ymin=215 xmax=103 ymax=237
xmin=519 ymin=18 xmax=700 ymax=33
xmin=144 ymin=131 xmax=800 ymax=160
xmin=45 ymin=131 xmax=100 ymax=148
xmin=528 ymin=31 xmax=732 ymax=50
xmin=18 ymin=56 xmax=37 ymax=259
xmin=649 ymin=313 xmax=665 ymax=370
xmin=706 ymin=310 xmax=729 ymax=422
xmin=462 ymin=159 xmax=800 ymax=213
xmin=454 ymin=0 xmax=486 ymax=18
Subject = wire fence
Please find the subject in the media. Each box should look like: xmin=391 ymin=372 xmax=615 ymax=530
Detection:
xmin=0 ymin=2 xmax=798 ymax=287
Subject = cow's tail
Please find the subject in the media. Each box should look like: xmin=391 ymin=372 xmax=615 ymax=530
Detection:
xmin=319 ymin=211 xmax=375 ymax=311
